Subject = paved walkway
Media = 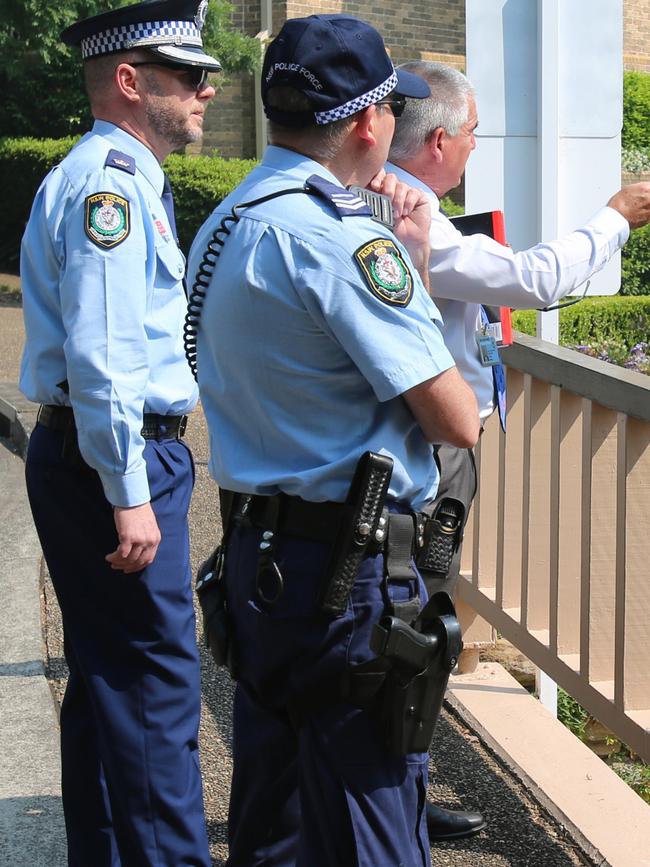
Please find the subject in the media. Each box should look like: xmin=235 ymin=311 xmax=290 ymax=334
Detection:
xmin=0 ymin=301 xmax=595 ymax=866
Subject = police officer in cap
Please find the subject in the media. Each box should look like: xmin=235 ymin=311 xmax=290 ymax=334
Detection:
xmin=20 ymin=1 xmax=220 ymax=864
xmin=189 ymin=14 xmax=479 ymax=866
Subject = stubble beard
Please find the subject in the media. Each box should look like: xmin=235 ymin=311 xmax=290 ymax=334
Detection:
xmin=144 ymin=99 xmax=201 ymax=151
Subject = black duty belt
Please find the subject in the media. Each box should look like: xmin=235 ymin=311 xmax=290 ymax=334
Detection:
xmin=220 ymin=488 xmax=425 ymax=552
xmin=37 ymin=404 xmax=188 ymax=440
xmin=220 ymin=489 xmax=351 ymax=545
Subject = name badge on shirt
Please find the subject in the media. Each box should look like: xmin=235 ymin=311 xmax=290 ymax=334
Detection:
xmin=476 ymin=332 xmax=501 ymax=366
xmin=152 ymin=212 xmax=172 ymax=243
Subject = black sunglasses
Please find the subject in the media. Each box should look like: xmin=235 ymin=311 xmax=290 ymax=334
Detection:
xmin=129 ymin=61 xmax=210 ymax=92
xmin=375 ymin=95 xmax=407 ymax=118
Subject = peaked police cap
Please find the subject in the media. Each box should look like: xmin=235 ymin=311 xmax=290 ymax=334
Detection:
xmin=61 ymin=0 xmax=221 ymax=70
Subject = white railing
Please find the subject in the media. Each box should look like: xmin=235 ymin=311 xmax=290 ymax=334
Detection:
xmin=456 ymin=332 xmax=650 ymax=762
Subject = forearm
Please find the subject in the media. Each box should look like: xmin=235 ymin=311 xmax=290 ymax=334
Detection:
xmin=404 ymin=367 xmax=480 ymax=448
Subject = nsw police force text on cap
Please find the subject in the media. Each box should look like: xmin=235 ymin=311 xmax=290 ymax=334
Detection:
xmin=265 ymin=63 xmax=323 ymax=90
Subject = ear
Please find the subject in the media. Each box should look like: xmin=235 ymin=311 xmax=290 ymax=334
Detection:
xmin=115 ymin=62 xmax=140 ymax=103
xmin=353 ymin=105 xmax=379 ymax=147
xmin=428 ymin=127 xmax=446 ymax=164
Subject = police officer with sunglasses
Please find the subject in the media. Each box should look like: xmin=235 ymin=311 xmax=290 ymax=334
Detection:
xmin=19 ymin=1 xmax=220 ymax=864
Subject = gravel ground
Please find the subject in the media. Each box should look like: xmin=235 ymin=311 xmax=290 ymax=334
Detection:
xmin=0 ymin=304 xmax=25 ymax=382
xmin=39 ymin=407 xmax=596 ymax=867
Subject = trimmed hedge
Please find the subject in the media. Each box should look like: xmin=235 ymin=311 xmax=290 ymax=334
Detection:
xmin=164 ymin=153 xmax=256 ymax=254
xmin=0 ymin=136 xmax=256 ymax=269
xmin=623 ymin=71 xmax=650 ymax=151
xmin=512 ymin=296 xmax=650 ymax=349
xmin=0 ymin=136 xmax=78 ymax=269
xmin=620 ymin=224 xmax=650 ymax=296
xmin=439 ymin=196 xmax=464 ymax=217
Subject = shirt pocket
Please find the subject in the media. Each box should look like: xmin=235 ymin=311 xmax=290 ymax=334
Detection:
xmin=149 ymin=237 xmax=186 ymax=322
xmin=154 ymin=234 xmax=185 ymax=286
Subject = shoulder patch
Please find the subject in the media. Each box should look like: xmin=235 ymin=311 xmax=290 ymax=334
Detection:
xmin=104 ymin=149 xmax=136 ymax=175
xmin=305 ymin=174 xmax=373 ymax=219
xmin=354 ymin=238 xmax=413 ymax=307
xmin=84 ymin=192 xmax=130 ymax=249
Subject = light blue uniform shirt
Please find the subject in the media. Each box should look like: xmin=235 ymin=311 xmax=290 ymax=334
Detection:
xmin=189 ymin=146 xmax=455 ymax=511
xmin=20 ymin=121 xmax=198 ymax=507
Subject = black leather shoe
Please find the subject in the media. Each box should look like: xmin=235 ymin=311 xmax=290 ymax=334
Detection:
xmin=426 ymin=803 xmax=487 ymax=841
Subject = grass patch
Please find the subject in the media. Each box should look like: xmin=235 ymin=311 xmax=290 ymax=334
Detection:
xmin=0 ymin=278 xmax=21 ymax=307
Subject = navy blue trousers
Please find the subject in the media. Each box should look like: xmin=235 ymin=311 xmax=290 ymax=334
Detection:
xmin=224 ymin=520 xmax=431 ymax=867
xmin=25 ymin=424 xmax=210 ymax=867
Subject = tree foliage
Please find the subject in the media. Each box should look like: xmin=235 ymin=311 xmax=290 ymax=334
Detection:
xmin=202 ymin=0 xmax=261 ymax=74
xmin=0 ymin=0 xmax=259 ymax=138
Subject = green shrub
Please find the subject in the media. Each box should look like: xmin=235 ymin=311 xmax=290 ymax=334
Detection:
xmin=512 ymin=296 xmax=650 ymax=350
xmin=439 ymin=196 xmax=464 ymax=217
xmin=0 ymin=136 xmax=256 ymax=269
xmin=621 ymin=224 xmax=650 ymax=296
xmin=165 ymin=153 xmax=256 ymax=254
xmin=623 ymin=71 xmax=650 ymax=151
xmin=0 ymin=136 xmax=78 ymax=269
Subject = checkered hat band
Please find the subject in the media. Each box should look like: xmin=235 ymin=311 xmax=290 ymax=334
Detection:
xmin=81 ymin=20 xmax=202 ymax=59
xmin=314 ymin=71 xmax=398 ymax=125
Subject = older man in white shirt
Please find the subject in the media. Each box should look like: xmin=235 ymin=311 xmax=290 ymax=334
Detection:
xmin=384 ymin=59 xmax=650 ymax=843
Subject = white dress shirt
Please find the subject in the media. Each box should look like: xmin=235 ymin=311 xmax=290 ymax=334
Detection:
xmin=386 ymin=162 xmax=630 ymax=418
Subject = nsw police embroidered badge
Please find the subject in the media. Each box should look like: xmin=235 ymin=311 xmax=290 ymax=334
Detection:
xmin=84 ymin=193 xmax=130 ymax=249
xmin=354 ymin=239 xmax=413 ymax=306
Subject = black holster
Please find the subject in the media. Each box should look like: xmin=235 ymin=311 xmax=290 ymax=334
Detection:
xmin=369 ymin=592 xmax=462 ymax=754
xmin=416 ymin=497 xmax=465 ymax=580
xmin=195 ymin=544 xmax=233 ymax=673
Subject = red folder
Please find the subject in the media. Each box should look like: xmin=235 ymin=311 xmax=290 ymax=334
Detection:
xmin=448 ymin=211 xmax=513 ymax=346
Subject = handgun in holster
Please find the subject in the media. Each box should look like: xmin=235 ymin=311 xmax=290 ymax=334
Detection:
xmin=369 ymin=591 xmax=462 ymax=754
xmin=195 ymin=544 xmax=233 ymax=673
xmin=416 ymin=498 xmax=465 ymax=579
xmin=319 ymin=451 xmax=394 ymax=617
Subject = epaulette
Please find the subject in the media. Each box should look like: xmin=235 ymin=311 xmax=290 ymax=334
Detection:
xmin=305 ymin=174 xmax=372 ymax=220
xmin=104 ymin=149 xmax=136 ymax=175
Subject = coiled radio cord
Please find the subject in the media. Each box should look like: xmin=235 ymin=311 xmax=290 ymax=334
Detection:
xmin=184 ymin=187 xmax=309 ymax=381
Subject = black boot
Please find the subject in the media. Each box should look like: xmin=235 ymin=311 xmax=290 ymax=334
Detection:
xmin=426 ymin=803 xmax=486 ymax=841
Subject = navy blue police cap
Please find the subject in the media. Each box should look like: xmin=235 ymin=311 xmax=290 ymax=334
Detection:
xmin=262 ymin=15 xmax=430 ymax=126
xmin=61 ymin=0 xmax=221 ymax=70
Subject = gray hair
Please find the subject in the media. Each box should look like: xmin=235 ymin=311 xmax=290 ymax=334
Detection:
xmin=389 ymin=61 xmax=475 ymax=162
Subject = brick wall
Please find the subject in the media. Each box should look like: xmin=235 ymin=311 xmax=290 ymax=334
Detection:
xmin=624 ymin=0 xmax=650 ymax=72
xmin=200 ymin=74 xmax=257 ymax=158
xmin=202 ymin=0 xmax=648 ymax=158
xmin=284 ymin=0 xmax=465 ymax=64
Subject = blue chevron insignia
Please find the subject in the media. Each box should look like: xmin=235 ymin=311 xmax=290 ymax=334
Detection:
xmin=305 ymin=174 xmax=372 ymax=218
